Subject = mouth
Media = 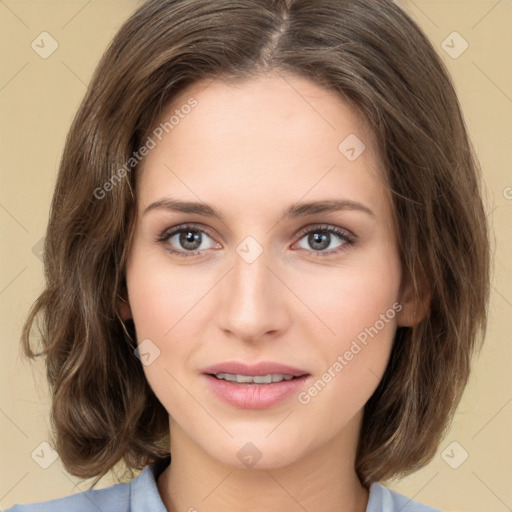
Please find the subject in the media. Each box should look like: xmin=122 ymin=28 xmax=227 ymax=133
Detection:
xmin=201 ymin=360 xmax=309 ymax=380
xmin=201 ymin=361 xmax=310 ymax=409
xmin=208 ymin=372 xmax=305 ymax=384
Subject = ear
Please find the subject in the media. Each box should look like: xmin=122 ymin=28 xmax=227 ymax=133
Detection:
xmin=396 ymin=270 xmax=431 ymax=327
xmin=117 ymin=286 xmax=132 ymax=321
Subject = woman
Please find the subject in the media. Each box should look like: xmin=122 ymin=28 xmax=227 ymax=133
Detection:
xmin=7 ymin=0 xmax=490 ymax=510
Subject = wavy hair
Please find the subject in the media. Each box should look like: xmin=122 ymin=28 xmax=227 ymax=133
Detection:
xmin=21 ymin=0 xmax=490 ymax=488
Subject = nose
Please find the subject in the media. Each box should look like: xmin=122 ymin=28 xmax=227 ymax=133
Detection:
xmin=218 ymin=242 xmax=290 ymax=344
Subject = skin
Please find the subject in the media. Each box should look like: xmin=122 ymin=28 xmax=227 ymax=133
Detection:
xmin=120 ymin=71 xmax=420 ymax=512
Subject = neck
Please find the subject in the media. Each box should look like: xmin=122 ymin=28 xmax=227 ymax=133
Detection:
xmin=157 ymin=416 xmax=369 ymax=512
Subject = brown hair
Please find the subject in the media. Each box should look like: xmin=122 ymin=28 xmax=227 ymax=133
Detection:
xmin=21 ymin=0 xmax=490 ymax=488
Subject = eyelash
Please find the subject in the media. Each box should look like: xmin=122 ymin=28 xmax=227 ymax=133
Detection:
xmin=156 ymin=223 xmax=355 ymax=259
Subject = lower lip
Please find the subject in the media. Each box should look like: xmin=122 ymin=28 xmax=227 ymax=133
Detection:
xmin=203 ymin=374 xmax=309 ymax=409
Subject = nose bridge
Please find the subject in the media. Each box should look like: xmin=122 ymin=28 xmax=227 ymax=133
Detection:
xmin=231 ymin=238 xmax=272 ymax=311
xmin=220 ymin=237 xmax=284 ymax=338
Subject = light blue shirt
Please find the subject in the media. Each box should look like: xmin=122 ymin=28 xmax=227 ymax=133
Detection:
xmin=3 ymin=459 xmax=441 ymax=512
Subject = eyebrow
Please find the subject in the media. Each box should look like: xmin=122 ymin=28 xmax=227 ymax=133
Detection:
xmin=143 ymin=197 xmax=375 ymax=220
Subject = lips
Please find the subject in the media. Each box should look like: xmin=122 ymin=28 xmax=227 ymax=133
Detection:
xmin=201 ymin=361 xmax=311 ymax=409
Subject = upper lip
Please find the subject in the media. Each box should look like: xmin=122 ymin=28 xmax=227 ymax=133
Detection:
xmin=202 ymin=361 xmax=309 ymax=377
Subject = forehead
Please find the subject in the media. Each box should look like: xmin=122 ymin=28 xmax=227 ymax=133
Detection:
xmin=154 ymin=72 xmax=374 ymax=153
xmin=136 ymin=72 xmax=390 ymax=223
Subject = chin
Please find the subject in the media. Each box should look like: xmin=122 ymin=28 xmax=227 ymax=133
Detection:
xmin=201 ymin=432 xmax=316 ymax=472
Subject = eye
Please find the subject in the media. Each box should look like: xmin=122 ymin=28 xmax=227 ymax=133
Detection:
xmin=157 ymin=223 xmax=355 ymax=258
xmin=157 ymin=223 xmax=218 ymax=257
xmin=294 ymin=224 xmax=354 ymax=257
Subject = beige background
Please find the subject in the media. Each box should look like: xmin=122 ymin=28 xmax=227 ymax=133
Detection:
xmin=0 ymin=1 xmax=511 ymax=511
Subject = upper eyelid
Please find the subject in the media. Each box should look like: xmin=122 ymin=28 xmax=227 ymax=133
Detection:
xmin=296 ymin=223 xmax=354 ymax=238
xmin=160 ymin=222 xmax=215 ymax=240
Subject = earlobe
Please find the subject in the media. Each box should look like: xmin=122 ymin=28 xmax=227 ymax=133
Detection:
xmin=118 ymin=293 xmax=132 ymax=321
xmin=396 ymin=273 xmax=431 ymax=327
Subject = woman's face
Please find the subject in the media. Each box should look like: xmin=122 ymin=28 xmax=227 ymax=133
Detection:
xmin=123 ymin=72 xmax=413 ymax=470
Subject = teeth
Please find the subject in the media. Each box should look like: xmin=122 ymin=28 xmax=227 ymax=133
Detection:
xmin=214 ymin=373 xmax=295 ymax=384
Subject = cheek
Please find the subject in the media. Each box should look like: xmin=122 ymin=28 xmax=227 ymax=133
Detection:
xmin=126 ymin=247 xmax=210 ymax=340
xmin=294 ymin=243 xmax=401 ymax=403
xmin=125 ymin=246 xmax=222 ymax=403
xmin=297 ymin=244 xmax=401 ymax=344
xmin=124 ymin=250 xmax=203 ymax=412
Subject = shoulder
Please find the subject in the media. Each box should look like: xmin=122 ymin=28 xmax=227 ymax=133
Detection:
xmin=2 ymin=480 xmax=130 ymax=512
xmin=2 ymin=482 xmax=129 ymax=512
xmin=2 ymin=461 xmax=168 ymax=512
xmin=367 ymin=482 xmax=443 ymax=512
